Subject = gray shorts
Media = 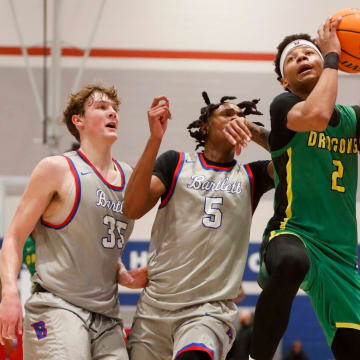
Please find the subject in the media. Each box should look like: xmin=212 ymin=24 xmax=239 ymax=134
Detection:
xmin=23 ymin=291 xmax=128 ymax=360
xmin=127 ymin=299 xmax=236 ymax=360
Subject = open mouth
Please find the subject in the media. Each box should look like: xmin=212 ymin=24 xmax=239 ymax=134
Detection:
xmin=106 ymin=122 xmax=116 ymax=129
xmin=297 ymin=64 xmax=312 ymax=75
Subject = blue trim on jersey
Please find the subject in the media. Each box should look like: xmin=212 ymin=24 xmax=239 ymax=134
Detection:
xmin=41 ymin=156 xmax=82 ymax=229
xmin=159 ymin=152 xmax=185 ymax=209
xmin=175 ymin=342 xmax=214 ymax=359
xmin=113 ymin=159 xmax=126 ymax=188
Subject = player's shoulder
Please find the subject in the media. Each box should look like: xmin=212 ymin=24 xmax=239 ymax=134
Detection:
xmin=33 ymin=155 xmax=70 ymax=180
xmin=271 ymin=92 xmax=299 ymax=108
xmin=157 ymin=149 xmax=181 ymax=163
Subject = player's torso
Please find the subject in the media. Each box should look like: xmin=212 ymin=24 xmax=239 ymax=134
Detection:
xmin=32 ymin=150 xmax=134 ymax=318
xmin=267 ymin=105 xmax=358 ymax=261
xmin=144 ymin=152 xmax=253 ymax=310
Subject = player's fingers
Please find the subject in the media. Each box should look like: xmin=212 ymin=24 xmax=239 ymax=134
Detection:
xmin=222 ymin=129 xmax=237 ymax=146
xmin=18 ymin=317 xmax=22 ymax=336
xmin=331 ymin=16 xmax=342 ymax=31
xmin=149 ymin=108 xmax=169 ymax=120
xmin=7 ymin=323 xmax=16 ymax=340
xmin=0 ymin=323 xmax=4 ymax=345
xmin=150 ymin=96 xmax=169 ymax=108
xmin=224 ymin=126 xmax=249 ymax=146
xmin=235 ymin=143 xmax=242 ymax=156
xmin=232 ymin=119 xmax=252 ymax=140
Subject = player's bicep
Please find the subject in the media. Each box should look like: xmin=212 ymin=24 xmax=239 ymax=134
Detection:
xmin=6 ymin=157 xmax=64 ymax=241
xmin=143 ymin=175 xmax=166 ymax=213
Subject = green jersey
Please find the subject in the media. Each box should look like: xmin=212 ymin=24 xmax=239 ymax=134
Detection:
xmin=23 ymin=235 xmax=36 ymax=276
xmin=265 ymin=93 xmax=359 ymax=268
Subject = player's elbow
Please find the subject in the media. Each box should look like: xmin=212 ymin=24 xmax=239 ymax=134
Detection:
xmin=287 ymin=112 xmax=329 ymax=132
xmin=122 ymin=202 xmax=143 ymax=220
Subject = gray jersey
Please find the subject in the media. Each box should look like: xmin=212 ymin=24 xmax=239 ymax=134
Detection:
xmin=142 ymin=152 xmax=254 ymax=310
xmin=32 ymin=150 xmax=134 ymax=319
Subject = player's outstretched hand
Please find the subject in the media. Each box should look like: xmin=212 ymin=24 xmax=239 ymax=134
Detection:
xmin=223 ymin=117 xmax=252 ymax=156
xmin=0 ymin=293 xmax=22 ymax=345
xmin=316 ymin=16 xmax=341 ymax=56
xmin=148 ymin=96 xmax=172 ymax=140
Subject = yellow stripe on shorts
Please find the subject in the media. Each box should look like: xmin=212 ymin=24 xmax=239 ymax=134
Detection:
xmin=336 ymin=322 xmax=360 ymax=331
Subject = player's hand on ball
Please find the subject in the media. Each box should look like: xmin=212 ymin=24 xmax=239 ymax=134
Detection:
xmin=316 ymin=16 xmax=341 ymax=56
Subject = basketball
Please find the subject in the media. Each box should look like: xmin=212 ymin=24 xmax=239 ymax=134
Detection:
xmin=330 ymin=8 xmax=360 ymax=73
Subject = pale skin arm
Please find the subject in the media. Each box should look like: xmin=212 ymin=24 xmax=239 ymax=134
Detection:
xmin=0 ymin=156 xmax=68 ymax=345
xmin=117 ymin=259 xmax=148 ymax=289
xmin=122 ymin=96 xmax=172 ymax=220
xmin=286 ymin=17 xmax=342 ymax=132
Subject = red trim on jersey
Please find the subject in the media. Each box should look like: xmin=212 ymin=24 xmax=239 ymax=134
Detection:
xmin=41 ymin=156 xmax=81 ymax=229
xmin=175 ymin=344 xmax=214 ymax=359
xmin=244 ymin=164 xmax=255 ymax=214
xmin=77 ymin=150 xmax=125 ymax=191
xmin=198 ymin=153 xmax=235 ymax=171
xmin=159 ymin=152 xmax=184 ymax=208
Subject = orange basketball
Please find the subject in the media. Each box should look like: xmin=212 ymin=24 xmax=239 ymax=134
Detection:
xmin=330 ymin=8 xmax=360 ymax=73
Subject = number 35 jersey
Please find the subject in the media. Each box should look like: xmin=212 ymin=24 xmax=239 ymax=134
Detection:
xmin=142 ymin=151 xmax=273 ymax=311
xmin=32 ymin=150 xmax=134 ymax=319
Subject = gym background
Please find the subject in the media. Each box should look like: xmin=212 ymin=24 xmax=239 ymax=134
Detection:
xmin=1 ymin=1 xmax=360 ymax=359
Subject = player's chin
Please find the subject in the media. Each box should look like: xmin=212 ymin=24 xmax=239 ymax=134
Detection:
xmin=104 ymin=133 xmax=118 ymax=144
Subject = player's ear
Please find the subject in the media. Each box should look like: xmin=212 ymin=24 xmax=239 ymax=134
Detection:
xmin=72 ymin=114 xmax=83 ymax=129
xmin=200 ymin=122 xmax=208 ymax=136
xmin=280 ymin=77 xmax=289 ymax=91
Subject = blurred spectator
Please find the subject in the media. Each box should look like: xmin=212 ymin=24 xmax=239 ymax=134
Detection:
xmin=283 ymin=340 xmax=310 ymax=360
xmin=226 ymin=309 xmax=254 ymax=360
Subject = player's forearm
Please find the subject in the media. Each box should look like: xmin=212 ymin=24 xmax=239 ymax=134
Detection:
xmin=0 ymin=236 xmax=23 ymax=297
xmin=302 ymin=68 xmax=338 ymax=125
xmin=248 ymin=122 xmax=270 ymax=151
xmin=288 ymin=68 xmax=338 ymax=132
xmin=123 ymin=136 xmax=161 ymax=219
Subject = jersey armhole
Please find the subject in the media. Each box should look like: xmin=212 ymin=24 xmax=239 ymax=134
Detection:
xmin=41 ymin=156 xmax=82 ymax=229
xmin=159 ymin=152 xmax=185 ymax=208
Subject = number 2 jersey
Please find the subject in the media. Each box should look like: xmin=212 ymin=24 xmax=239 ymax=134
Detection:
xmin=141 ymin=151 xmax=273 ymax=311
xmin=265 ymin=92 xmax=360 ymax=268
xmin=31 ymin=150 xmax=134 ymax=319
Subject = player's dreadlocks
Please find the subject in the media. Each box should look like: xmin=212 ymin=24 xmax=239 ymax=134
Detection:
xmin=187 ymin=91 xmax=263 ymax=150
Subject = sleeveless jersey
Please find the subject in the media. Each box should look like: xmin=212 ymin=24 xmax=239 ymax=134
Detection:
xmin=265 ymin=104 xmax=358 ymax=267
xmin=142 ymin=152 xmax=255 ymax=310
xmin=32 ymin=150 xmax=134 ymax=319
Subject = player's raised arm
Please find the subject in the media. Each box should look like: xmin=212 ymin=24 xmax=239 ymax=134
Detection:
xmin=286 ymin=17 xmax=342 ymax=132
xmin=0 ymin=156 xmax=66 ymax=345
xmin=123 ymin=96 xmax=171 ymax=219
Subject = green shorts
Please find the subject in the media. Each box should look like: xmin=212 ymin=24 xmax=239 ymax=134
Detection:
xmin=258 ymin=229 xmax=360 ymax=346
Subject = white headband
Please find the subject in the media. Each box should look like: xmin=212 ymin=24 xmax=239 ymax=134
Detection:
xmin=279 ymin=39 xmax=324 ymax=77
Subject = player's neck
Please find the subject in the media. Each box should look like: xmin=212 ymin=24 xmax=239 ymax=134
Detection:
xmin=78 ymin=139 xmax=114 ymax=173
xmin=203 ymin=146 xmax=235 ymax=163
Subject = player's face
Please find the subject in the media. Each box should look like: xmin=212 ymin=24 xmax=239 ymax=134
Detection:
xmin=281 ymin=45 xmax=323 ymax=93
xmin=206 ymin=103 xmax=243 ymax=149
xmin=82 ymin=92 xmax=119 ymax=143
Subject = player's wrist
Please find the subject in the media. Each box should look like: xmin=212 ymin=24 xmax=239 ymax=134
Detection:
xmin=323 ymin=52 xmax=339 ymax=70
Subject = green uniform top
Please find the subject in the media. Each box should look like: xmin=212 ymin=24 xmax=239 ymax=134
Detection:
xmin=22 ymin=235 xmax=36 ymax=276
xmin=265 ymin=92 xmax=359 ymax=268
